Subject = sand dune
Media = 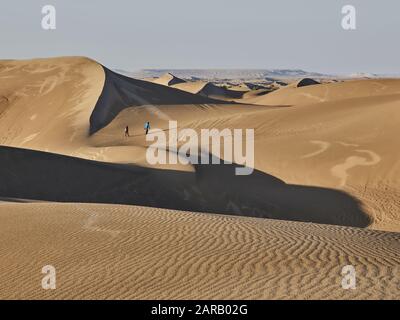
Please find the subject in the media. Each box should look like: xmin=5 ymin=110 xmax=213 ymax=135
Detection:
xmin=242 ymin=88 xmax=272 ymax=99
xmin=245 ymin=78 xmax=400 ymax=106
xmin=152 ymin=72 xmax=186 ymax=86
xmin=225 ymin=83 xmax=252 ymax=91
xmin=0 ymin=201 xmax=398 ymax=299
xmin=90 ymin=67 xmax=220 ymax=134
xmin=292 ymin=78 xmax=321 ymax=88
xmin=0 ymin=57 xmax=104 ymax=153
xmin=171 ymin=81 xmax=245 ymax=101
xmin=171 ymin=81 xmax=209 ymax=94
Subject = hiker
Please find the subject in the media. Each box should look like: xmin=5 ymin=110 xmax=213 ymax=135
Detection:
xmin=124 ymin=125 xmax=130 ymax=137
xmin=144 ymin=121 xmax=150 ymax=135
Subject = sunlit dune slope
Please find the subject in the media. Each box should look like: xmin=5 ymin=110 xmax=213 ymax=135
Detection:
xmin=0 ymin=57 xmax=104 ymax=153
xmin=245 ymin=78 xmax=400 ymax=106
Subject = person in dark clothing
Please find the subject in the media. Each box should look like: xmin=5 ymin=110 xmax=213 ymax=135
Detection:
xmin=124 ymin=125 xmax=130 ymax=137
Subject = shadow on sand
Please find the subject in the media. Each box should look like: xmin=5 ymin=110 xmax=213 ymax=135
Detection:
xmin=0 ymin=146 xmax=371 ymax=228
xmin=89 ymin=67 xmax=228 ymax=135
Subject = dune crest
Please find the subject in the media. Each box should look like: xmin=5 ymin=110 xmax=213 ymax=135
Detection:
xmin=172 ymin=81 xmax=244 ymax=100
xmin=295 ymin=78 xmax=321 ymax=87
xmin=0 ymin=57 xmax=105 ymax=152
xmin=245 ymin=78 xmax=400 ymax=106
xmin=152 ymin=72 xmax=186 ymax=86
xmin=89 ymin=67 xmax=220 ymax=134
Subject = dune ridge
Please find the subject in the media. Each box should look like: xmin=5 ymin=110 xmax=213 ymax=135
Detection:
xmin=0 ymin=56 xmax=104 ymax=153
xmin=171 ymin=81 xmax=245 ymax=100
xmin=152 ymin=72 xmax=186 ymax=86
xmin=89 ymin=67 xmax=222 ymax=134
xmin=245 ymin=78 xmax=400 ymax=106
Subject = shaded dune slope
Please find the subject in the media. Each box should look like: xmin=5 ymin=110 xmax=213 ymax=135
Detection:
xmin=198 ymin=82 xmax=244 ymax=100
xmin=295 ymin=78 xmax=320 ymax=87
xmin=152 ymin=72 xmax=186 ymax=86
xmin=0 ymin=146 xmax=371 ymax=227
xmin=90 ymin=68 xmax=224 ymax=134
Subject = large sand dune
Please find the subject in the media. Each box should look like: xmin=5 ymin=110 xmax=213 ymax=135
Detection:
xmin=0 ymin=57 xmax=104 ymax=153
xmin=0 ymin=57 xmax=220 ymax=150
xmin=90 ymin=67 xmax=222 ymax=134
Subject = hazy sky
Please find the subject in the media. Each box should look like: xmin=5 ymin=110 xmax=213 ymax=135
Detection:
xmin=1 ymin=0 xmax=399 ymax=74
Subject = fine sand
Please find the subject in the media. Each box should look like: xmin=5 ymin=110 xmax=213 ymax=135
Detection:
xmin=0 ymin=201 xmax=398 ymax=299
xmin=0 ymin=57 xmax=399 ymax=299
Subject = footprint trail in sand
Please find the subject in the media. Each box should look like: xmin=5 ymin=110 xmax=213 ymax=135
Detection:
xmin=301 ymin=140 xmax=331 ymax=159
xmin=331 ymin=150 xmax=381 ymax=187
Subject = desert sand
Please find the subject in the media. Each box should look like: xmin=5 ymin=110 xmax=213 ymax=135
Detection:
xmin=0 ymin=57 xmax=399 ymax=299
xmin=0 ymin=201 xmax=398 ymax=299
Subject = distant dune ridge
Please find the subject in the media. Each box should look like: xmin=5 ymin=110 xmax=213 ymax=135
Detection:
xmin=147 ymin=72 xmax=246 ymax=101
xmin=171 ymin=81 xmax=245 ymax=100
xmin=0 ymin=56 xmax=399 ymax=299
xmin=245 ymin=78 xmax=400 ymax=106
xmin=151 ymin=72 xmax=186 ymax=86
xmin=295 ymin=78 xmax=321 ymax=87
xmin=127 ymin=68 xmax=330 ymax=80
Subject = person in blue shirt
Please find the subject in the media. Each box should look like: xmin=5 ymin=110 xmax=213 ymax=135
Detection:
xmin=144 ymin=121 xmax=150 ymax=135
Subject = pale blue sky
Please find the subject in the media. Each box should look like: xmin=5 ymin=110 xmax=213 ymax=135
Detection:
xmin=0 ymin=0 xmax=399 ymax=74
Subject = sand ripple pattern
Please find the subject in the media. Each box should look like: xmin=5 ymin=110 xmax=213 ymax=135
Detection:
xmin=0 ymin=202 xmax=398 ymax=300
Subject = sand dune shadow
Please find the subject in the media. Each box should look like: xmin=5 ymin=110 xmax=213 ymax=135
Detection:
xmin=0 ymin=146 xmax=371 ymax=228
xmin=89 ymin=67 xmax=227 ymax=135
xmin=192 ymin=161 xmax=371 ymax=227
